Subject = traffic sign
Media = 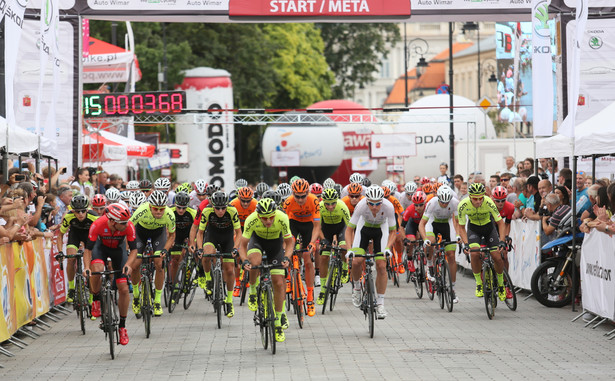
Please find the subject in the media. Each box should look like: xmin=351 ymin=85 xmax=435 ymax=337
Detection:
xmin=477 ymin=96 xmax=494 ymax=114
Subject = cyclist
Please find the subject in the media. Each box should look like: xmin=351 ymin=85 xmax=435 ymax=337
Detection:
xmin=91 ymin=194 xmax=107 ymax=217
xmin=105 ymin=187 xmax=123 ymax=206
xmin=239 ymin=198 xmax=294 ymax=342
xmin=383 ymin=184 xmax=405 ymax=273
xmin=130 ymin=190 xmax=176 ymax=317
xmin=345 ymin=185 xmax=397 ymax=319
xmin=139 ymin=179 xmax=153 ymax=198
xmin=418 ymin=185 xmax=461 ymax=303
xmin=126 ymin=180 xmax=140 ymax=192
xmin=457 ymin=183 xmax=508 ymax=302
xmin=491 ymin=185 xmax=514 ymax=239
xmin=229 ymin=186 xmax=257 ymax=296
xmin=129 ymin=191 xmax=147 ymax=213
xmin=83 ymin=203 xmax=137 ymax=346
xmin=282 ymin=178 xmax=322 ymax=317
xmin=310 ymin=182 xmax=324 ymax=286
xmin=317 ymin=188 xmax=351 ymax=305
xmin=154 ymin=177 xmax=173 ymax=206
xmin=400 ymin=181 xmax=417 ymax=211
xmin=340 ymin=172 xmax=364 ymax=198
xmin=189 ymin=179 xmax=208 ymax=210
xmin=255 ymin=182 xmax=270 ymax=200
xmin=169 ymin=191 xmax=197 ymax=284
xmin=196 ymin=191 xmax=242 ymax=317
xmin=401 ymin=190 xmax=427 ymax=272
xmin=56 ymin=195 xmax=99 ymax=303
xmin=341 ymin=182 xmax=364 ymax=216
xmin=310 ymin=183 xmax=323 ymax=201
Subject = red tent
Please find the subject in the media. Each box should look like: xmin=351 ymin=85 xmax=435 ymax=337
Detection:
xmin=82 ymin=37 xmax=142 ymax=84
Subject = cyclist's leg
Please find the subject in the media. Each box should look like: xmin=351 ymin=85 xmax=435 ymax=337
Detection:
xmin=374 ymin=226 xmax=387 ymax=296
xmin=65 ymin=244 xmax=78 ymax=292
xmin=218 ymin=239 xmax=236 ymax=304
xmin=296 ymin=221 xmax=315 ymax=294
xmin=437 ymin=222 xmax=456 ymax=283
xmin=169 ymin=245 xmax=183 ymax=283
xmin=151 ymin=231 xmax=168 ymax=306
xmin=424 ymin=222 xmax=436 ymax=276
xmin=200 ymin=231 xmax=215 ymax=290
xmin=247 ymin=237 xmax=263 ymax=300
xmin=485 ymin=227 xmax=505 ymax=286
xmin=89 ymin=240 xmax=107 ymax=317
xmin=130 ymin=234 xmax=146 ymax=300
xmin=110 ymin=247 xmax=130 ymax=317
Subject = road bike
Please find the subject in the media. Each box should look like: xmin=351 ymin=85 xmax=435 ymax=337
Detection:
xmin=320 ymin=241 xmax=346 ymax=314
xmin=252 ymin=251 xmax=282 ymax=355
xmin=55 ymin=250 xmax=90 ymax=334
xmin=169 ymin=244 xmax=198 ymax=313
xmin=349 ymin=253 xmax=378 ymax=338
xmin=430 ymin=241 xmax=456 ymax=312
xmin=386 ymin=249 xmax=400 ymax=288
xmin=408 ymin=239 xmax=426 ymax=299
xmin=202 ymin=250 xmax=235 ymax=329
xmin=138 ymin=239 xmax=160 ymax=338
xmin=288 ymin=244 xmax=308 ymax=328
xmin=90 ymin=267 xmax=121 ymax=359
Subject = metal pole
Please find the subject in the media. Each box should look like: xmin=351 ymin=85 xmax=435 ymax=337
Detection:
xmin=449 ymin=22 xmax=455 ymax=176
xmin=477 ymin=24 xmax=481 ymax=100
xmin=571 ymin=155 xmax=577 ymax=312
xmin=404 ymin=23 xmax=409 ymax=108
xmin=591 ymin=154 xmax=596 ymax=183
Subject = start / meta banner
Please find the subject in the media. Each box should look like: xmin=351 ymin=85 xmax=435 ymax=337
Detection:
xmin=229 ymin=0 xmax=411 ymax=17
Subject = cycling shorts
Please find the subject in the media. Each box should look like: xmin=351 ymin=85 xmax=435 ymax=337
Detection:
xmin=91 ymin=239 xmax=128 ymax=281
xmin=247 ymin=235 xmax=285 ymax=269
xmin=203 ymin=229 xmax=235 ymax=262
xmin=404 ymin=220 xmax=420 ymax=240
xmin=425 ymin=221 xmax=456 ymax=251
xmin=467 ymin=221 xmax=499 ymax=251
xmin=351 ymin=225 xmax=385 ymax=259
xmin=135 ymin=225 xmax=167 ymax=257
xmin=67 ymin=229 xmax=89 ymax=250
xmin=321 ymin=221 xmax=346 ymax=246
xmin=290 ymin=220 xmax=314 ymax=249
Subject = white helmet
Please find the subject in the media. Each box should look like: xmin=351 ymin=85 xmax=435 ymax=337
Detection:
xmin=437 ymin=185 xmax=454 ymax=203
xmin=235 ymin=178 xmax=248 ymax=189
xmin=277 ymin=183 xmax=292 ymax=200
xmin=129 ymin=191 xmax=147 ymax=209
xmin=105 ymin=187 xmax=120 ymax=203
xmin=154 ymin=177 xmax=171 ymax=191
xmin=385 ymin=182 xmax=397 ymax=194
xmin=148 ymin=190 xmax=168 ymax=207
xmin=404 ymin=181 xmax=417 ymax=194
xmin=349 ymin=172 xmax=364 ymax=184
xmin=194 ymin=179 xmax=208 ymax=194
xmin=323 ymin=178 xmax=336 ymax=189
xmin=120 ymin=190 xmax=131 ymax=201
xmin=126 ymin=180 xmax=140 ymax=190
xmin=365 ymin=185 xmax=384 ymax=201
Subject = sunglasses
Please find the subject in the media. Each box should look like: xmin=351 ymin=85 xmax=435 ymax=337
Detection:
xmin=74 ymin=209 xmax=87 ymax=214
xmin=349 ymin=195 xmax=361 ymax=199
xmin=367 ymin=201 xmax=382 ymax=207
xmin=500 ymin=178 xmax=510 ymax=182
xmin=175 ymin=206 xmax=187 ymax=210
xmin=197 ymin=193 xmax=207 ymax=196
xmin=240 ymin=199 xmax=252 ymax=203
xmin=414 ymin=203 xmax=424 ymax=207
xmin=151 ymin=206 xmax=166 ymax=211
xmin=324 ymin=202 xmax=336 ymax=206
xmin=114 ymin=220 xmax=128 ymax=225
xmin=494 ymin=199 xmax=506 ymax=203
xmin=215 ymin=206 xmax=227 ymax=211
xmin=470 ymin=197 xmax=484 ymax=201
xmin=294 ymin=194 xmax=307 ymax=199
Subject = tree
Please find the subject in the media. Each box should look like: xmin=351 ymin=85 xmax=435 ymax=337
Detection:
xmin=318 ymin=23 xmax=401 ymax=99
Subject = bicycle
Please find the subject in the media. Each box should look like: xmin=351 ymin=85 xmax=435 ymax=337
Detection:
xmin=238 ymin=267 xmax=250 ymax=306
xmin=169 ymin=244 xmax=198 ymax=313
xmin=288 ymin=245 xmax=308 ymax=328
xmin=470 ymin=246 xmax=499 ymax=320
xmin=162 ymin=253 xmax=173 ymax=308
xmin=251 ymin=252 xmax=282 ymax=355
xmin=408 ymin=239 xmax=426 ymax=299
xmin=55 ymin=250 xmax=90 ymax=334
xmin=138 ymin=239 xmax=160 ymax=338
xmin=386 ymin=249 xmax=400 ymax=288
xmin=90 ymin=267 xmax=121 ymax=360
xmin=320 ymin=241 xmax=346 ymax=315
xmin=349 ymin=253 xmax=378 ymax=338
xmin=201 ymin=250 xmax=235 ymax=329
xmin=430 ymin=241 xmax=457 ymax=312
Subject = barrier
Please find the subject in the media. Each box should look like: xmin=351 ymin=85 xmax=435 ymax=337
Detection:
xmin=0 ymin=239 xmax=54 ymax=342
xmin=580 ymin=229 xmax=615 ymax=320
xmin=508 ymin=220 xmax=541 ymax=290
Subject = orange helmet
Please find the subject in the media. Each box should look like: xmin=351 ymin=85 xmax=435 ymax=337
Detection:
xmin=435 ymin=182 xmax=443 ymax=190
xmin=422 ymin=184 xmax=434 ymax=194
xmin=291 ymin=178 xmax=309 ymax=194
xmin=348 ymin=182 xmax=363 ymax=196
xmin=237 ymin=187 xmax=254 ymax=200
xmin=381 ymin=186 xmax=391 ymax=198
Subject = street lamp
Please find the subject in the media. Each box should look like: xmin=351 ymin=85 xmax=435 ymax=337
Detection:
xmin=481 ymin=58 xmax=498 ymax=92
xmin=403 ymin=24 xmax=430 ymax=107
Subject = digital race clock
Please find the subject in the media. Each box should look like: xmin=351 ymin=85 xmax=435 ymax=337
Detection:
xmin=83 ymin=91 xmax=187 ymax=118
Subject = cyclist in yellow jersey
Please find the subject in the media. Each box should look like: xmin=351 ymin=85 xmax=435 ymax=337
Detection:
xmin=129 ymin=190 xmax=176 ymax=316
xmin=196 ymin=191 xmax=242 ymax=318
xmin=239 ymin=198 xmax=294 ymax=342
xmin=457 ymin=183 xmax=507 ymax=301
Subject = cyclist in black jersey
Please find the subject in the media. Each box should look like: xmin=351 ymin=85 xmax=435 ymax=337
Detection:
xmin=169 ymin=192 xmax=197 ymax=283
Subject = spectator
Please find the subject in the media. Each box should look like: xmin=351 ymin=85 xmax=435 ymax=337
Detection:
xmin=489 ymin=175 xmax=500 ymax=189
xmin=584 ymin=176 xmax=593 ymax=189
xmin=538 ymin=179 xmax=553 ymax=199
xmin=575 ymin=172 xmax=591 ymax=216
xmin=499 ymin=172 xmax=513 ymax=189
xmin=554 ymin=185 xmax=570 ymax=207
xmin=523 ymin=157 xmax=535 ymax=173
xmin=522 ymin=176 xmax=542 ymax=220
xmin=559 ymin=168 xmax=572 ymax=189
xmin=437 ymin=162 xmax=451 ymax=185
xmin=500 ymin=156 xmax=516 ymax=175
xmin=518 ymin=169 xmax=532 ymax=178
xmin=508 ymin=177 xmax=523 ymax=204
xmin=96 ymin=171 xmax=109 ymax=193
xmin=71 ymin=167 xmax=93 ymax=198
xmin=109 ymin=173 xmax=123 ymax=189
xmin=458 ymin=182 xmax=468 ymax=200
xmin=453 ymin=174 xmax=463 ymax=194
xmin=516 ymin=161 xmax=524 ymax=174
xmin=54 ymin=186 xmax=72 ymax=225
xmin=542 ymin=193 xmax=571 ymax=238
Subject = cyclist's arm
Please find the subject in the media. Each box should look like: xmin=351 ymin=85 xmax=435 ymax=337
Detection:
xmin=310 ymin=219 xmax=321 ymax=248
xmin=196 ymin=227 xmax=205 ymax=250
xmin=457 ymin=218 xmax=469 ymax=245
xmin=344 ymin=225 xmax=355 ymax=251
xmin=385 ymin=225 xmax=397 ymax=251
xmin=125 ymin=248 xmax=138 ymax=272
xmin=418 ymin=218 xmax=428 ymax=242
xmin=283 ymin=235 xmax=294 ymax=259
xmin=188 ymin=223 xmax=199 ymax=250
xmin=452 ymin=215 xmax=462 ymax=241
xmin=56 ymin=231 xmax=65 ymax=254
xmin=233 ymin=227 xmax=242 ymax=249
xmin=164 ymin=230 xmax=175 ymax=252
xmin=503 ymin=221 xmax=511 ymax=237
xmin=238 ymin=235 xmax=250 ymax=263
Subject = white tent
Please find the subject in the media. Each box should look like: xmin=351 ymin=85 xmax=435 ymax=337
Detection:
xmin=0 ymin=116 xmax=57 ymax=157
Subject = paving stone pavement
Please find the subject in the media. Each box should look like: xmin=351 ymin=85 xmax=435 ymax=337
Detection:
xmin=2 ymin=270 xmax=614 ymax=380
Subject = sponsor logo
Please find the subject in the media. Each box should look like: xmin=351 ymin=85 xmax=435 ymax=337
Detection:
xmin=589 ymin=35 xmax=603 ymax=50
xmin=586 ymin=261 xmax=612 ymax=281
xmin=206 ymin=104 xmax=226 ymax=189
xmin=533 ymin=1 xmax=550 ymax=38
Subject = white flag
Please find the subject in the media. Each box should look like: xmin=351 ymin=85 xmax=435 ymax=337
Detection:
xmin=531 ymin=0 xmax=553 ymax=137
xmin=3 ymin=0 xmax=29 ymax=128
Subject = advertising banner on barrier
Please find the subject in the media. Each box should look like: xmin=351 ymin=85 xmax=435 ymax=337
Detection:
xmin=508 ymin=220 xmax=541 ymax=290
xmin=0 ymin=243 xmax=16 ymax=342
xmin=580 ymin=229 xmax=615 ymax=320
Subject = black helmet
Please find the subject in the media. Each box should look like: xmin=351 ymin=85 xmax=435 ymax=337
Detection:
xmin=174 ymin=191 xmax=190 ymax=207
xmin=70 ymin=194 xmax=89 ymax=210
xmin=362 ymin=177 xmax=372 ymax=187
xmin=206 ymin=184 xmax=220 ymax=197
xmin=139 ymin=179 xmax=152 ymax=190
xmin=261 ymin=189 xmax=281 ymax=205
xmin=209 ymin=191 xmax=228 ymax=208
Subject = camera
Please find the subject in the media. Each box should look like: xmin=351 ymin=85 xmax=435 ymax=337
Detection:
xmin=41 ymin=203 xmax=55 ymax=221
xmin=14 ymin=174 xmax=26 ymax=182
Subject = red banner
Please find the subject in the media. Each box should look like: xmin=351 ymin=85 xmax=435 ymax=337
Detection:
xmin=229 ymin=0 xmax=411 ymax=17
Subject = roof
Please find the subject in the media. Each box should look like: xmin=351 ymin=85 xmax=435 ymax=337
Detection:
xmin=453 ymin=37 xmax=495 ymax=59
xmin=384 ymin=42 xmax=473 ymax=106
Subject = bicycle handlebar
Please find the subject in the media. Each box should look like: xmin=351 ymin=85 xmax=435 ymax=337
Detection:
xmin=90 ymin=269 xmax=122 ymax=276
xmin=201 ymin=252 xmax=235 ymax=259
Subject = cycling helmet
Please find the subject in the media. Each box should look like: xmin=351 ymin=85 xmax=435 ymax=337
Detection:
xmin=261 ymin=190 xmax=281 ymax=205
xmin=174 ymin=191 xmax=190 ymax=207
xmin=120 ymin=190 xmax=131 ymax=201
xmin=422 ymin=183 xmax=434 ymax=194
xmin=289 ymin=176 xmax=301 ymax=184
xmin=228 ymin=189 xmax=237 ymax=200
xmin=386 ymin=182 xmax=397 ymax=194
xmin=365 ymin=185 xmax=384 ymax=201
xmin=139 ymin=179 xmax=152 ymax=191
xmin=291 ymin=178 xmax=309 ymax=194
xmin=421 ymin=177 xmax=430 ymax=185
xmin=206 ymin=184 xmax=220 ymax=196
xmin=412 ymin=190 xmax=427 ymax=204
xmin=126 ymin=180 xmax=140 ymax=190
xmin=349 ymin=172 xmax=364 ymax=184
xmin=237 ymin=187 xmax=254 ymax=200
xmin=129 ymin=191 xmax=147 ymax=209
xmin=106 ymin=203 xmax=131 ymax=222
xmin=92 ymin=194 xmax=107 ymax=207
xmin=362 ymin=177 xmax=372 ymax=187
xmin=256 ymin=182 xmax=270 ymax=196
xmin=148 ymin=190 xmax=168 ymax=207
xmin=105 ymin=187 xmax=120 ymax=202
xmin=468 ymin=183 xmax=486 ymax=196
xmin=256 ymin=198 xmax=276 ymax=216
xmin=322 ymin=188 xmax=339 ymax=201
xmin=70 ymin=194 xmax=89 ymax=210
xmin=434 ymin=182 xmax=443 ymax=191
xmin=348 ymin=182 xmax=363 ymax=196
xmin=277 ymin=183 xmax=292 ymax=200
xmin=437 ymin=185 xmax=454 ymax=203
xmin=491 ymin=185 xmax=508 ymax=200
xmin=333 ymin=184 xmax=343 ymax=196
xmin=209 ymin=191 xmax=229 ymax=208
xmin=404 ymin=181 xmax=417 ymax=194
xmin=235 ymin=178 xmax=248 ymax=189
xmin=194 ymin=179 xmax=208 ymax=194
xmin=310 ymin=183 xmax=323 ymax=195
xmin=154 ymin=177 xmax=171 ymax=191
xmin=323 ymin=178 xmax=335 ymax=189
xmin=178 ymin=182 xmax=191 ymax=193
xmin=381 ymin=186 xmax=391 ymax=198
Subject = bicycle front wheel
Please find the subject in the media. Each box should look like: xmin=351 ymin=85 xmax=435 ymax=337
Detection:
xmin=441 ymin=261 xmax=454 ymax=312
xmin=214 ymin=269 xmax=223 ymax=329
xmin=322 ymin=261 xmax=335 ymax=315
xmin=257 ymin=287 xmax=268 ymax=350
xmin=329 ymin=262 xmax=342 ymax=312
xmin=503 ymin=268 xmax=517 ymax=311
xmin=103 ymin=289 xmax=115 ymax=360
xmin=292 ymin=271 xmax=304 ymax=329
xmin=141 ymin=278 xmax=152 ymax=338
xmin=483 ymin=264 xmax=496 ymax=320
xmin=437 ymin=264 xmax=445 ymax=310
xmin=413 ymin=251 xmax=424 ymax=299
xmin=169 ymin=263 xmax=185 ymax=313
xmin=75 ymin=275 xmax=87 ymax=335
xmin=184 ymin=262 xmax=198 ymax=310
xmin=366 ymin=274 xmax=375 ymax=339
xmin=265 ymin=285 xmax=276 ymax=355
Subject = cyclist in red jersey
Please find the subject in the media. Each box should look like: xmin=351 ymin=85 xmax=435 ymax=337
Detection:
xmin=401 ymin=190 xmax=427 ymax=273
xmin=492 ymin=185 xmax=515 ymax=298
xmin=83 ymin=203 xmax=138 ymax=346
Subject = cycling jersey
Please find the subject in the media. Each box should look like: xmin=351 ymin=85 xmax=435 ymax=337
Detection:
xmin=243 ymin=210 xmax=293 ymax=240
xmin=171 ymin=206 xmax=197 ymax=243
xmin=192 ymin=199 xmax=211 ymax=227
xmin=229 ymin=197 xmax=257 ymax=227
xmin=498 ymin=201 xmax=515 ymax=223
xmin=348 ymin=198 xmax=397 ymax=231
xmin=198 ymin=205 xmax=241 ymax=232
xmin=60 ymin=210 xmax=98 ymax=234
xmin=319 ymin=200 xmax=350 ymax=225
xmin=387 ymin=195 xmax=404 ymax=215
xmin=422 ymin=197 xmax=459 ymax=223
xmin=402 ymin=204 xmax=423 ymax=225
xmin=341 ymin=195 xmax=363 ymax=215
xmin=457 ymin=196 xmax=502 ymax=226
xmin=130 ymin=202 xmax=176 ymax=234
xmin=86 ymin=215 xmax=137 ymax=250
xmin=282 ymin=194 xmax=321 ymax=222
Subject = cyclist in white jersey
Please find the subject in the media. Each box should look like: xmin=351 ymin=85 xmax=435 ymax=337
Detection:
xmin=345 ymin=185 xmax=397 ymax=319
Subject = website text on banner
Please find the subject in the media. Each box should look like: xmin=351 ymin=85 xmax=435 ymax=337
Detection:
xmin=508 ymin=220 xmax=541 ymax=290
xmin=580 ymin=229 xmax=615 ymax=320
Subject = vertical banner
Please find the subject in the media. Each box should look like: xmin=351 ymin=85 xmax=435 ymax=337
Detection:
xmin=508 ymin=220 xmax=541 ymax=290
xmin=0 ymin=243 xmax=16 ymax=342
xmin=3 ymin=0 xmax=29 ymax=128
xmin=580 ymin=230 xmax=615 ymax=320
xmin=531 ymin=0 xmax=553 ymax=137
